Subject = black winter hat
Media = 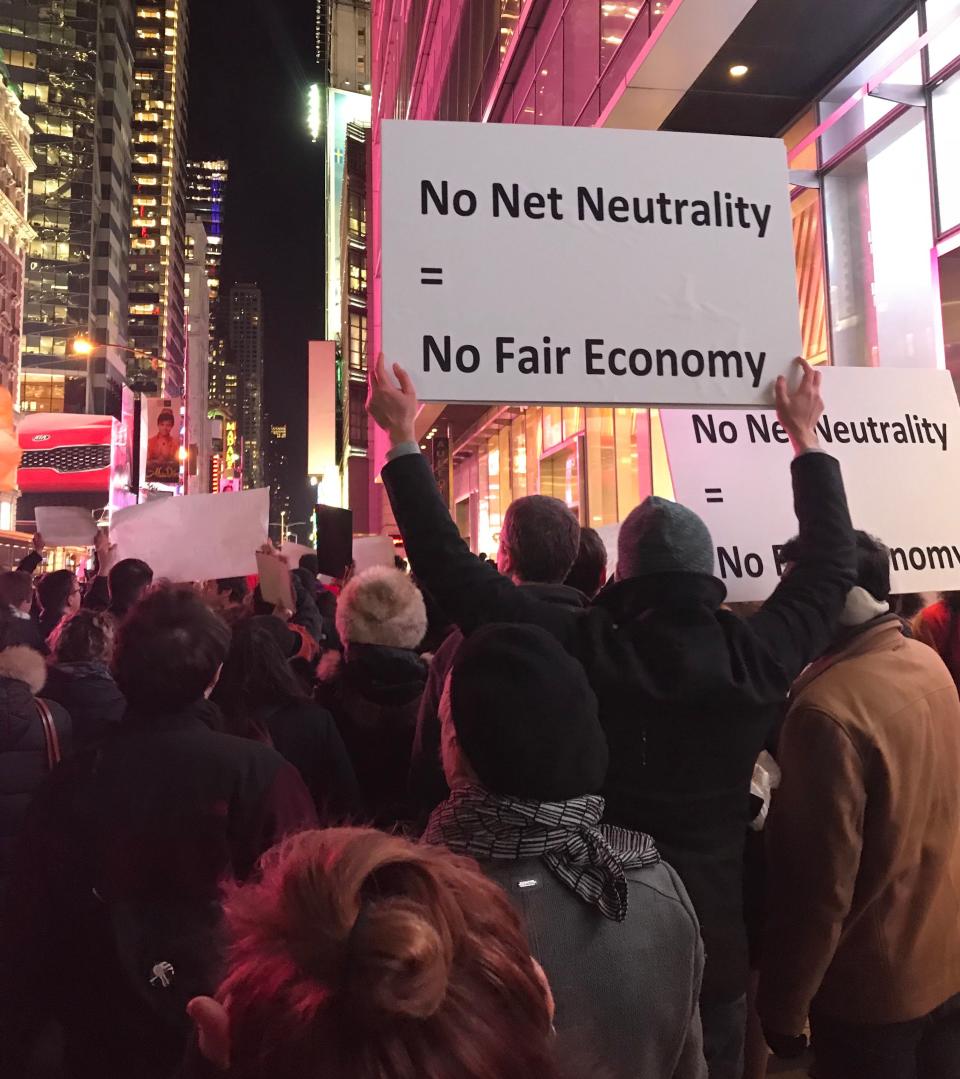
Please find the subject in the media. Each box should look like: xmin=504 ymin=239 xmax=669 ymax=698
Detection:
xmin=450 ymin=623 xmax=608 ymax=802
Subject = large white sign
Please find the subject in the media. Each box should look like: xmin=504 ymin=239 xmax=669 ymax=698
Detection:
xmin=381 ymin=121 xmax=801 ymax=408
xmin=111 ymin=488 xmax=269 ymax=583
xmin=660 ymin=368 xmax=960 ymax=601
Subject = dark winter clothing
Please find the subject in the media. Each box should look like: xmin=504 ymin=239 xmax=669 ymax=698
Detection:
xmin=0 ymin=701 xmax=317 ymax=1079
xmin=427 ymin=786 xmax=707 ymax=1079
xmin=410 ymin=582 xmax=588 ymax=814
xmin=81 ymin=573 xmax=110 ymax=613
xmin=618 ymin=495 xmax=715 ymax=579
xmin=246 ymin=698 xmax=361 ymax=821
xmin=16 ymin=551 xmax=42 ymax=576
xmin=382 ymin=448 xmax=855 ymax=1011
xmin=38 ymin=606 xmax=64 ymax=642
xmin=43 ymin=661 xmax=126 ymax=750
xmin=0 ymin=646 xmax=70 ymax=901
xmin=450 ymin=623 xmax=607 ymax=803
xmin=316 ymin=643 xmax=428 ymax=824
xmin=0 ymin=611 xmax=48 ymax=654
xmin=759 ymin=616 xmax=960 ymax=1035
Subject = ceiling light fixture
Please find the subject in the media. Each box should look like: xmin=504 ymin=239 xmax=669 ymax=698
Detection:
xmin=729 ymin=63 xmax=749 ymax=78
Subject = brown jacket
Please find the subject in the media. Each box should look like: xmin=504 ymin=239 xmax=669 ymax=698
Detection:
xmin=759 ymin=616 xmax=960 ymax=1034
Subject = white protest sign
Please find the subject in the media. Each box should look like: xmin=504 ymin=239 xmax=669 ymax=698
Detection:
xmin=381 ymin=121 xmax=800 ymax=408
xmin=256 ymin=551 xmax=295 ymax=611
xmin=353 ymin=535 xmax=397 ymax=575
xmin=660 ymin=368 xmax=960 ymax=601
xmin=111 ymin=488 xmax=269 ymax=583
xmin=35 ymin=506 xmax=97 ymax=547
xmin=281 ymin=541 xmax=315 ymax=567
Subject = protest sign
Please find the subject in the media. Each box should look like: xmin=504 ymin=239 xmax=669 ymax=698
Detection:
xmin=34 ymin=506 xmax=96 ymax=547
xmin=316 ymin=504 xmax=353 ymax=578
xmin=111 ymin=488 xmax=268 ymax=583
xmin=256 ymin=550 xmax=295 ymax=611
xmin=659 ymin=368 xmax=960 ymax=601
xmin=281 ymin=541 xmax=315 ymax=567
xmin=353 ymin=535 xmax=397 ymax=575
xmin=381 ymin=121 xmax=800 ymax=408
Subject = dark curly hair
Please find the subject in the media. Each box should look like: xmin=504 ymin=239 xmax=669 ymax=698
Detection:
xmin=50 ymin=608 xmax=115 ymax=664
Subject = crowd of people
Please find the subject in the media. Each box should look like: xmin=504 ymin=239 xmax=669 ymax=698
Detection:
xmin=0 ymin=355 xmax=957 ymax=1079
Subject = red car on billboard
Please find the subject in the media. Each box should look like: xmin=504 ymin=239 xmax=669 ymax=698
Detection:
xmin=18 ymin=413 xmax=115 ymax=494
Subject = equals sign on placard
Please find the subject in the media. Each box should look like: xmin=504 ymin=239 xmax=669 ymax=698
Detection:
xmin=420 ymin=266 xmax=443 ymax=285
xmin=705 ymin=487 xmax=724 ymax=504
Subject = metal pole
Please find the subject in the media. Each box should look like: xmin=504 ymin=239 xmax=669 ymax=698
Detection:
xmin=131 ymin=393 xmax=142 ymax=503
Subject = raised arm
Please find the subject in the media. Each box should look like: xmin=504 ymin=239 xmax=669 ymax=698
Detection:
xmin=749 ymin=360 xmax=856 ymax=681
xmin=368 ymin=355 xmax=576 ymax=641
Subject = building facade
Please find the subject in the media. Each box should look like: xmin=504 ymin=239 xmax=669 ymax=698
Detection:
xmin=129 ymin=0 xmax=189 ymax=396
xmin=228 ymin=282 xmax=263 ymax=488
xmin=184 ymin=214 xmax=209 ymax=494
xmin=265 ymin=419 xmax=291 ymax=535
xmin=186 ymin=160 xmax=226 ymax=343
xmin=372 ymin=0 xmax=960 ymax=552
xmin=0 ymin=0 xmax=135 ymax=417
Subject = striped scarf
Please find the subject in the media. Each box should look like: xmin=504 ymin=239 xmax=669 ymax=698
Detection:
xmin=424 ymin=784 xmax=660 ymax=922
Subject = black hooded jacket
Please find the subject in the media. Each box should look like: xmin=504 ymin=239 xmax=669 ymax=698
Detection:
xmin=381 ymin=449 xmax=855 ymax=1003
xmin=43 ymin=661 xmax=126 ymax=749
xmin=316 ymin=643 xmax=428 ymax=825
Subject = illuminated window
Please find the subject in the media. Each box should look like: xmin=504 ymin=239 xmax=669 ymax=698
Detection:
xmin=347 ymin=309 xmax=367 ymax=371
xmin=134 ymin=153 xmax=159 ymax=165
xmin=133 ymin=195 xmax=158 ymax=206
xmin=132 ymin=238 xmax=157 ymax=250
xmin=137 ymin=28 xmax=161 ymax=39
xmin=137 ymin=6 xmax=162 ymax=16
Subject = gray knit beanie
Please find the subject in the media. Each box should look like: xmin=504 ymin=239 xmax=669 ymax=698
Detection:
xmin=617 ymin=496 xmax=715 ymax=579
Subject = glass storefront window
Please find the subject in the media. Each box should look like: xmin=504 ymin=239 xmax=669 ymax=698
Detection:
xmin=542 ymin=405 xmax=563 ymax=450
xmin=563 ymin=406 xmax=584 ymax=439
xmin=818 ymin=13 xmax=921 ymax=162
xmin=541 ymin=439 xmax=582 ymax=519
xmin=926 ymin=0 xmax=960 ymax=76
xmin=585 ymin=408 xmax=617 ymax=526
xmin=933 ymin=69 xmax=960 ymax=233
xmin=614 ymin=408 xmax=641 ymax=513
xmin=824 ymin=107 xmax=938 ymax=368
xmin=486 ymin=432 xmax=502 ymax=529
xmin=525 ymin=407 xmax=541 ymax=493
xmin=511 ymin=414 xmax=528 ymax=499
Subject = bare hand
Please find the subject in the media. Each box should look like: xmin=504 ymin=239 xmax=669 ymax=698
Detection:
xmin=367 ymin=353 xmax=418 ymax=446
xmin=32 ymin=532 xmax=44 ymax=555
xmin=775 ymin=357 xmax=823 ymax=455
xmin=95 ymin=529 xmax=118 ymax=576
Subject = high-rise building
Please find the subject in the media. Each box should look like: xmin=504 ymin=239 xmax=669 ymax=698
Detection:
xmin=186 ymin=160 xmax=226 ymax=336
xmin=1 ymin=0 xmax=136 ymax=416
xmin=184 ymin=214 xmax=209 ymax=494
xmin=265 ymin=419 xmax=290 ymax=535
xmin=228 ymin=283 xmax=263 ymax=489
xmin=187 ymin=159 xmax=233 ymax=413
xmin=129 ymin=0 xmax=189 ymax=397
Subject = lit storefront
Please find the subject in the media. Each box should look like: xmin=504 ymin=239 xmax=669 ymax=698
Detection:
xmin=373 ymin=1 xmax=960 ymax=547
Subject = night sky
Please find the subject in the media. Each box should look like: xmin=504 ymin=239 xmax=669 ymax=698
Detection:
xmin=187 ymin=0 xmax=323 ymax=520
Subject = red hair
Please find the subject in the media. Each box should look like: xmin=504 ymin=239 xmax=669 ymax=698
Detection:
xmin=217 ymin=827 xmax=557 ymax=1079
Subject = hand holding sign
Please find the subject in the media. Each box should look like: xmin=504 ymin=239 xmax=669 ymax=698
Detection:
xmin=368 ymin=352 xmax=418 ymax=447
xmin=775 ymin=358 xmax=823 ymax=455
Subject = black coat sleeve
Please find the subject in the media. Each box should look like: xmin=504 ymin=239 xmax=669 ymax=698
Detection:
xmin=16 ymin=551 xmax=41 ymax=576
xmin=408 ymin=629 xmax=460 ymax=816
xmin=82 ymin=574 xmax=110 ymax=612
xmin=382 ymin=453 xmax=578 ymax=644
xmin=313 ymin=708 xmax=362 ymax=823
xmin=749 ymin=453 xmax=856 ymax=682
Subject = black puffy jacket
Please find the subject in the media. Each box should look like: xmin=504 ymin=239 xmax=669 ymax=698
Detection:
xmin=0 ymin=646 xmax=71 ymax=900
xmin=43 ymin=662 xmax=126 ymax=750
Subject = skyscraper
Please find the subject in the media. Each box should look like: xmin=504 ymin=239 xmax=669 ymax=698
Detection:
xmin=0 ymin=0 xmax=136 ymax=416
xmin=184 ymin=214 xmax=210 ymax=494
xmin=187 ymin=158 xmax=230 ymax=409
xmin=129 ymin=0 xmax=189 ymax=396
xmin=228 ymin=283 xmax=263 ymax=489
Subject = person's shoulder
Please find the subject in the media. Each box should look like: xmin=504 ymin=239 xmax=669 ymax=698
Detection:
xmin=625 ymin=860 xmax=702 ymax=935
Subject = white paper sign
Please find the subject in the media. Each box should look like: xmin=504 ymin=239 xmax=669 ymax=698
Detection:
xmin=110 ymin=488 xmax=269 ymax=583
xmin=35 ymin=506 xmax=96 ymax=547
xmin=382 ymin=121 xmax=801 ymax=408
xmin=353 ymin=535 xmax=397 ymax=575
xmin=280 ymin=541 xmax=316 ymax=567
xmin=660 ymin=368 xmax=960 ymax=601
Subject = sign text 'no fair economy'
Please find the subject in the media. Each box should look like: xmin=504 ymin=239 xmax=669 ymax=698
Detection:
xmin=381 ymin=121 xmax=802 ymax=407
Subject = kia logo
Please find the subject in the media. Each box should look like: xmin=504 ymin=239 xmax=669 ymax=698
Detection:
xmin=31 ymin=434 xmax=51 ymax=442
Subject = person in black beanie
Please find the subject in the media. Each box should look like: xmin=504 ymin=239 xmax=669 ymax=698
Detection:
xmin=425 ymin=623 xmax=707 ymax=1079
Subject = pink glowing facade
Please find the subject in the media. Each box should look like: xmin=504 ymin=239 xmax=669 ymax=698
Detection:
xmin=369 ymin=1 xmax=960 ymax=548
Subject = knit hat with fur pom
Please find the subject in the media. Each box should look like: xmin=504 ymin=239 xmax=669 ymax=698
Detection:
xmin=336 ymin=566 xmax=428 ymax=650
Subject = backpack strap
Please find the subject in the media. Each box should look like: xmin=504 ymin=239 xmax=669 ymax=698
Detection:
xmin=36 ymin=697 xmax=62 ymax=771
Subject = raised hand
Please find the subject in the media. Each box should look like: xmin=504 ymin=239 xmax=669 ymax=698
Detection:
xmin=775 ymin=357 xmax=823 ymax=455
xmin=367 ymin=352 xmax=418 ymax=446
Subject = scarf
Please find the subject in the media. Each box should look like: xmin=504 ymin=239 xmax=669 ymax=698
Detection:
xmin=838 ymin=585 xmax=890 ymax=627
xmin=424 ymin=784 xmax=660 ymax=922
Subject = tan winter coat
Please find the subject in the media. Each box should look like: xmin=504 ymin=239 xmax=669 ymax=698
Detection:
xmin=759 ymin=617 xmax=960 ymax=1034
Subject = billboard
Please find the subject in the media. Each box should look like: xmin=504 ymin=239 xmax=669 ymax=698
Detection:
xmin=142 ymin=396 xmax=183 ymax=490
xmin=18 ymin=413 xmax=116 ymax=494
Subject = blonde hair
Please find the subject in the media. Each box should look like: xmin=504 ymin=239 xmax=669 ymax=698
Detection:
xmin=217 ymin=827 xmax=556 ymax=1079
